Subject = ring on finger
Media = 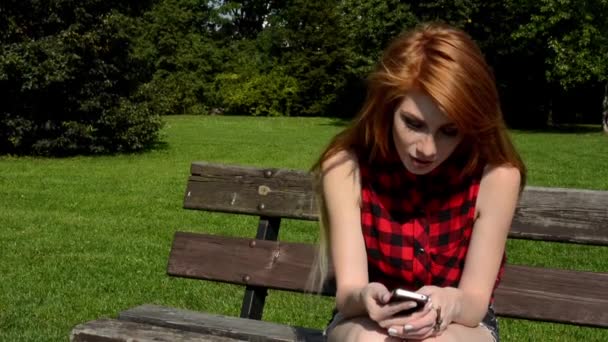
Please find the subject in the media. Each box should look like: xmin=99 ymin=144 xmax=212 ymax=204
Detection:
xmin=433 ymin=306 xmax=443 ymax=333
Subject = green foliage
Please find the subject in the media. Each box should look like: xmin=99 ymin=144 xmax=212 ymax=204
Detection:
xmin=464 ymin=0 xmax=608 ymax=126
xmin=3 ymin=0 xmax=608 ymax=136
xmin=513 ymin=0 xmax=608 ymax=88
xmin=0 ymin=0 xmax=161 ymax=156
xmin=215 ymin=67 xmax=299 ymax=116
xmin=263 ymin=0 xmax=351 ymax=116
xmin=133 ymin=0 xmax=223 ymax=116
xmin=340 ymin=0 xmax=417 ymax=69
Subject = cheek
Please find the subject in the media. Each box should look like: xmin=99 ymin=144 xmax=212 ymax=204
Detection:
xmin=437 ymin=138 xmax=461 ymax=159
xmin=393 ymin=126 xmax=417 ymax=149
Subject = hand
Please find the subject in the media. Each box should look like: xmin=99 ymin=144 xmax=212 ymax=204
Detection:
xmin=416 ymin=286 xmax=460 ymax=336
xmin=360 ymin=283 xmax=422 ymax=323
xmin=383 ymin=286 xmax=460 ymax=339
xmin=380 ymin=299 xmax=437 ymax=340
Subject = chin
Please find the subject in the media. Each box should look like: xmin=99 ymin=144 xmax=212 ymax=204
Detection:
xmin=403 ymin=161 xmax=437 ymax=175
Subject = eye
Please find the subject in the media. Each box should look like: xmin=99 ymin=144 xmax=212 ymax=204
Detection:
xmin=402 ymin=116 xmax=424 ymax=130
xmin=440 ymin=126 xmax=459 ymax=137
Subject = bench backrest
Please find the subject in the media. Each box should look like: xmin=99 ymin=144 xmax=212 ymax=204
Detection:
xmin=185 ymin=162 xmax=608 ymax=245
xmin=171 ymin=161 xmax=608 ymax=328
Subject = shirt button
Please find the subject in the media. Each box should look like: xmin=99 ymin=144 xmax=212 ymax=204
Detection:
xmin=415 ymin=247 xmax=425 ymax=255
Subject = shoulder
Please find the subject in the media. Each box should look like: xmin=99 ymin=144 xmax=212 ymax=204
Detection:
xmin=320 ymin=149 xmax=360 ymax=179
xmin=476 ymin=163 xmax=521 ymax=214
xmin=480 ymin=164 xmax=521 ymax=190
xmin=320 ymin=149 xmax=361 ymax=198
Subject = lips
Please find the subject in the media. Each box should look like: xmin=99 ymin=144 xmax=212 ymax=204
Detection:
xmin=411 ymin=156 xmax=434 ymax=164
xmin=410 ymin=155 xmax=434 ymax=169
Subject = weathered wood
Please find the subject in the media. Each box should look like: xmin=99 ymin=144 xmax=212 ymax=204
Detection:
xmin=241 ymin=216 xmax=282 ymax=320
xmin=119 ymin=304 xmax=325 ymax=342
xmin=512 ymin=187 xmax=608 ymax=245
xmin=167 ymin=232 xmax=331 ymax=295
xmin=184 ymin=162 xmax=608 ymax=245
xmin=168 ymin=232 xmax=608 ymax=327
xmin=495 ymin=265 xmax=608 ymax=326
xmin=70 ymin=319 xmax=245 ymax=342
xmin=184 ymin=164 xmax=317 ymax=220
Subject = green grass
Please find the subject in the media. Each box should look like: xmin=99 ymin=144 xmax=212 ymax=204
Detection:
xmin=0 ymin=115 xmax=606 ymax=341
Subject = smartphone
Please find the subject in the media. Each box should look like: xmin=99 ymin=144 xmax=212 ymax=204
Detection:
xmin=389 ymin=288 xmax=429 ymax=315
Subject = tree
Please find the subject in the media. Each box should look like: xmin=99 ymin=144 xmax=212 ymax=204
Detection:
xmin=260 ymin=0 xmax=351 ymax=117
xmin=0 ymin=0 xmax=161 ymax=156
xmin=133 ymin=0 xmax=224 ymax=116
xmin=209 ymin=0 xmax=283 ymax=39
xmin=602 ymin=83 xmax=608 ymax=134
xmin=512 ymin=0 xmax=608 ymax=126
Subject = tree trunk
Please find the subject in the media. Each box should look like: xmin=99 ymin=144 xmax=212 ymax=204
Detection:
xmin=603 ymin=82 xmax=608 ymax=134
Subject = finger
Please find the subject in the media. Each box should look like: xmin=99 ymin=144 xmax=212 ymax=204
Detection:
xmin=381 ymin=291 xmax=392 ymax=304
xmin=416 ymin=285 xmax=434 ymax=296
xmin=371 ymin=287 xmax=391 ymax=304
xmin=399 ymin=308 xmax=436 ymax=336
xmin=387 ymin=321 xmax=433 ymax=341
xmin=385 ymin=300 xmax=420 ymax=314
xmin=404 ymin=326 xmax=436 ymax=341
xmin=403 ymin=300 xmax=432 ymax=320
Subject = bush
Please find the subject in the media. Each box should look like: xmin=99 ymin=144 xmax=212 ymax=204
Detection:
xmin=215 ymin=67 xmax=299 ymax=117
xmin=0 ymin=2 xmax=161 ymax=156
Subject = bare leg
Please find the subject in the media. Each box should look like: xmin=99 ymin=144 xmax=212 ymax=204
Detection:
xmin=411 ymin=323 xmax=495 ymax=342
xmin=327 ymin=316 xmax=402 ymax=342
xmin=327 ymin=316 xmax=495 ymax=342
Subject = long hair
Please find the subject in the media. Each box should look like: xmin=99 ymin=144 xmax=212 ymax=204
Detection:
xmin=307 ymin=23 xmax=527 ymax=293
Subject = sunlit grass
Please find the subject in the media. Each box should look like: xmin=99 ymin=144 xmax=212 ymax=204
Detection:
xmin=0 ymin=115 xmax=606 ymax=341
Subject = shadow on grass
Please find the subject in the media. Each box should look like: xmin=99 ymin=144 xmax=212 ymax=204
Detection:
xmin=147 ymin=140 xmax=170 ymax=152
xmin=514 ymin=124 xmax=604 ymax=134
xmin=320 ymin=117 xmax=351 ymax=127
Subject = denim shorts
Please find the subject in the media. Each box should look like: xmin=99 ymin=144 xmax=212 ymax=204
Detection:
xmin=480 ymin=305 xmax=499 ymax=342
xmin=324 ymin=305 xmax=499 ymax=341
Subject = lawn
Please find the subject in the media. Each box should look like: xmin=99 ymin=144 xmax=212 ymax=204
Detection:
xmin=0 ymin=115 xmax=606 ymax=341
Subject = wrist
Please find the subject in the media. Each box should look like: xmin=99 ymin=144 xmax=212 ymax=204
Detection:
xmin=450 ymin=287 xmax=464 ymax=321
xmin=337 ymin=285 xmax=369 ymax=317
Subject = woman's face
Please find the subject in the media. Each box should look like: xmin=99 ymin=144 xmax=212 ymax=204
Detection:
xmin=392 ymin=91 xmax=463 ymax=175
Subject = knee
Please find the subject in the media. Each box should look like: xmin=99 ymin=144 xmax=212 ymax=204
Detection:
xmin=338 ymin=330 xmax=400 ymax=342
xmin=327 ymin=317 xmax=401 ymax=342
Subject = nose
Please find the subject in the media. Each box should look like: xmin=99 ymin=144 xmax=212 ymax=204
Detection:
xmin=416 ymin=134 xmax=436 ymax=159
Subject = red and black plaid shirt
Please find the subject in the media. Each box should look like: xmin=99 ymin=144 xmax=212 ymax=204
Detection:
xmin=359 ymin=152 xmax=505 ymax=298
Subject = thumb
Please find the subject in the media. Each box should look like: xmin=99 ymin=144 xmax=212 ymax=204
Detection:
xmin=380 ymin=291 xmax=392 ymax=304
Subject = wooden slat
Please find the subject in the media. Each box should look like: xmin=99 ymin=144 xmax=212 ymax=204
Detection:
xmin=512 ymin=187 xmax=608 ymax=245
xmin=70 ymin=319 xmax=244 ymax=341
xmin=168 ymin=232 xmax=333 ymax=295
xmin=168 ymin=232 xmax=608 ymax=327
xmin=183 ymin=162 xmax=608 ymax=245
xmin=495 ymin=265 xmax=608 ymax=326
xmin=185 ymin=162 xmax=317 ymax=220
xmin=119 ymin=304 xmax=325 ymax=342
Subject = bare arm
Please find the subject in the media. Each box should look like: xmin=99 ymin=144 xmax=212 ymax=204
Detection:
xmin=321 ymin=150 xmax=369 ymax=317
xmin=452 ymin=164 xmax=521 ymax=326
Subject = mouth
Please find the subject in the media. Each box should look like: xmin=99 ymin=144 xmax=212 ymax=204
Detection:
xmin=410 ymin=155 xmax=434 ymax=167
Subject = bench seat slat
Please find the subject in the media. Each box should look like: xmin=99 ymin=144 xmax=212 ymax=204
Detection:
xmin=119 ymin=304 xmax=325 ymax=342
xmin=70 ymin=319 xmax=244 ymax=341
xmin=185 ymin=162 xmax=608 ymax=245
xmin=168 ymin=232 xmax=608 ymax=328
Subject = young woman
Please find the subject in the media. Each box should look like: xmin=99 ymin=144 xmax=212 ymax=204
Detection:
xmin=310 ymin=23 xmax=526 ymax=341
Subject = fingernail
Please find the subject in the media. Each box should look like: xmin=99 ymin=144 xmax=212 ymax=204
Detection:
xmin=404 ymin=324 xmax=414 ymax=331
xmin=388 ymin=328 xmax=398 ymax=336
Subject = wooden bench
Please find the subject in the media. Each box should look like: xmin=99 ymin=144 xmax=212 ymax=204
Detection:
xmin=71 ymin=161 xmax=608 ymax=341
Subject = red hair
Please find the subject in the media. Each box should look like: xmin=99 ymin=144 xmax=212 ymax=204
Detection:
xmin=313 ymin=23 xmax=526 ymax=185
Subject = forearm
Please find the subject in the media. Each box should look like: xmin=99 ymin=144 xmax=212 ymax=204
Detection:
xmin=450 ymin=288 xmax=490 ymax=327
xmin=335 ymin=286 xmax=368 ymax=318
